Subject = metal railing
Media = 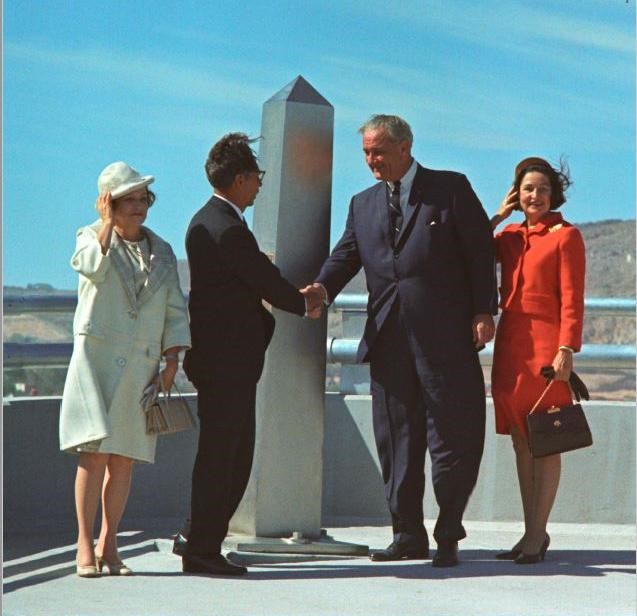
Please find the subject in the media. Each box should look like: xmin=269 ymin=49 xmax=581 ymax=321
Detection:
xmin=327 ymin=294 xmax=635 ymax=368
xmin=3 ymin=293 xmax=636 ymax=369
xmin=327 ymin=339 xmax=634 ymax=368
xmin=332 ymin=294 xmax=636 ymax=317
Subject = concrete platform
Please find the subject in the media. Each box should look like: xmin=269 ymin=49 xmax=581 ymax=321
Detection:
xmin=3 ymin=520 xmax=635 ymax=616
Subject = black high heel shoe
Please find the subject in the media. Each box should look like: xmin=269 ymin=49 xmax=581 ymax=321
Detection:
xmin=514 ymin=534 xmax=550 ymax=565
xmin=495 ymin=545 xmax=523 ymax=560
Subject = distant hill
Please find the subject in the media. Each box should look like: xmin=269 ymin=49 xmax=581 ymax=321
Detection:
xmin=578 ymin=220 xmax=635 ymax=298
xmin=4 ymin=219 xmax=635 ymax=345
xmin=3 ymin=219 xmax=634 ymax=399
xmin=338 ymin=219 xmax=636 ymax=298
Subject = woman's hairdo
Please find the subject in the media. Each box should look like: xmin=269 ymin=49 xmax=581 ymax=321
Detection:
xmin=513 ymin=156 xmax=572 ymax=209
xmin=205 ymin=133 xmax=260 ymax=189
xmin=359 ymin=115 xmax=413 ymax=145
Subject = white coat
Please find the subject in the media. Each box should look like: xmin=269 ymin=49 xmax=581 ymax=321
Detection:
xmin=59 ymin=221 xmax=191 ymax=462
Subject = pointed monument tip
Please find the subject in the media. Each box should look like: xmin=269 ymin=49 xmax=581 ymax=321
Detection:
xmin=266 ymin=75 xmax=332 ymax=107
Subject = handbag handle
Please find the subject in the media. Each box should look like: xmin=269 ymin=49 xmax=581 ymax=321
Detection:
xmin=529 ymin=380 xmax=554 ymax=415
xmin=157 ymin=374 xmax=183 ymax=398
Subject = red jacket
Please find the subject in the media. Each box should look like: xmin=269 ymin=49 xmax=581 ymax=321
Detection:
xmin=495 ymin=212 xmax=586 ymax=351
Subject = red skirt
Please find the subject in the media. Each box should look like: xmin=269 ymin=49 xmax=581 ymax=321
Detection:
xmin=492 ymin=310 xmax=572 ymax=435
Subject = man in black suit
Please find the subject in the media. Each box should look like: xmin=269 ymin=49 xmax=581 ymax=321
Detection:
xmin=181 ymin=133 xmax=322 ymax=576
xmin=308 ymin=115 xmax=497 ymax=567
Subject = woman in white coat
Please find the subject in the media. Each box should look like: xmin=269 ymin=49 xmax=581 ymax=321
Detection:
xmin=60 ymin=162 xmax=191 ymax=577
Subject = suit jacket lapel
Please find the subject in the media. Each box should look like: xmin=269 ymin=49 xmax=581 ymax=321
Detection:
xmin=374 ymin=184 xmax=393 ymax=246
xmin=94 ymin=222 xmax=175 ymax=311
xmin=136 ymin=227 xmax=172 ymax=309
xmin=107 ymin=231 xmax=139 ymax=310
xmin=394 ymin=165 xmax=426 ymax=247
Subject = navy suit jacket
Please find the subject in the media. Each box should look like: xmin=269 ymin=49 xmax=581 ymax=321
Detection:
xmin=317 ymin=164 xmax=497 ymax=364
xmin=184 ymin=196 xmax=306 ymax=387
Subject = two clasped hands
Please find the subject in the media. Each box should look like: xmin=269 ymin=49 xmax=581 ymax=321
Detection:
xmin=299 ymin=283 xmax=327 ymax=319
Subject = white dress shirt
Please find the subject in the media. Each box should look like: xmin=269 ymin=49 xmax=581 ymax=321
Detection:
xmin=388 ymin=158 xmax=418 ymax=209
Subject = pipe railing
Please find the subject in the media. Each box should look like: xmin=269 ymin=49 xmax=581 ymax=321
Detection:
xmin=3 ymin=293 xmax=636 ymax=369
xmin=5 ymin=293 xmax=635 ymax=317
xmin=327 ymin=294 xmax=634 ymax=368
xmin=327 ymin=339 xmax=634 ymax=368
xmin=332 ymin=294 xmax=636 ymax=317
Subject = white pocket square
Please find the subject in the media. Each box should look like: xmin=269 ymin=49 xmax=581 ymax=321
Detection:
xmin=429 ymin=221 xmax=437 ymax=226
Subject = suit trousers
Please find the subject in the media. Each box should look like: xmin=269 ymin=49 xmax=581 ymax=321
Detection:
xmin=369 ymin=302 xmax=485 ymax=546
xmin=185 ymin=381 xmax=257 ymax=557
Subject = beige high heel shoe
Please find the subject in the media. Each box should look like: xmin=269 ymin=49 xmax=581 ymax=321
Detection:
xmin=95 ymin=554 xmax=133 ymax=576
xmin=76 ymin=562 xmax=100 ymax=578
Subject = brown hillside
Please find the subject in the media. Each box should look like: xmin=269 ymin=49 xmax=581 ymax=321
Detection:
xmin=4 ymin=220 xmax=634 ymax=344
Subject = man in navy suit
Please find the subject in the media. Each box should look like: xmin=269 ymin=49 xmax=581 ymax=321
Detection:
xmin=309 ymin=115 xmax=497 ymax=567
xmin=181 ymin=133 xmax=323 ymax=576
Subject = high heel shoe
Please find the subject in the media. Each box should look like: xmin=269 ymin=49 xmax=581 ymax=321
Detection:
xmin=514 ymin=534 xmax=550 ymax=565
xmin=76 ymin=563 xmax=100 ymax=578
xmin=95 ymin=554 xmax=133 ymax=576
xmin=495 ymin=545 xmax=523 ymax=560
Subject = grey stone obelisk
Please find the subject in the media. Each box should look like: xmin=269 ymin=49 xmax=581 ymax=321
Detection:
xmin=229 ymin=76 xmax=332 ymax=540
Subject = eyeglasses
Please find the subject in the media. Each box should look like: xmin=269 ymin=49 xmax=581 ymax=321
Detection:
xmin=243 ymin=169 xmax=266 ymax=186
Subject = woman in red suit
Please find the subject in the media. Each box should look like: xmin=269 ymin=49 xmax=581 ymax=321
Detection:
xmin=490 ymin=157 xmax=585 ymax=564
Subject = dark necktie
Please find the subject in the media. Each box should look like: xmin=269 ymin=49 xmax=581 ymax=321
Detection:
xmin=389 ymin=180 xmax=402 ymax=245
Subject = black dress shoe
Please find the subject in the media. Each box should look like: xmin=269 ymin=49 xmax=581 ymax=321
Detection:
xmin=183 ymin=554 xmax=247 ymax=576
xmin=432 ymin=540 xmax=458 ymax=567
xmin=514 ymin=534 xmax=550 ymax=565
xmin=370 ymin=541 xmax=429 ymax=562
xmin=172 ymin=519 xmax=191 ymax=556
xmin=172 ymin=531 xmax=188 ymax=556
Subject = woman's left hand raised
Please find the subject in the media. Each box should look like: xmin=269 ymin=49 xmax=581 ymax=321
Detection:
xmin=96 ymin=191 xmax=114 ymax=223
xmin=551 ymin=348 xmax=573 ymax=381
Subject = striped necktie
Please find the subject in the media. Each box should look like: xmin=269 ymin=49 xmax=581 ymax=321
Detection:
xmin=389 ymin=180 xmax=402 ymax=245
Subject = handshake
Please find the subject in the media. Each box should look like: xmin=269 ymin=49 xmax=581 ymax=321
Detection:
xmin=299 ymin=283 xmax=327 ymax=319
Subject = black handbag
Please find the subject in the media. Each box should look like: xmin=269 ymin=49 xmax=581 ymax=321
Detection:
xmin=526 ymin=380 xmax=593 ymax=458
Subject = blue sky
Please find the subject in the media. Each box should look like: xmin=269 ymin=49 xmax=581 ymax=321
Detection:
xmin=3 ymin=0 xmax=635 ymax=289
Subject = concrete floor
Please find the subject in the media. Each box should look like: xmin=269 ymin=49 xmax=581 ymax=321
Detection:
xmin=3 ymin=520 xmax=635 ymax=616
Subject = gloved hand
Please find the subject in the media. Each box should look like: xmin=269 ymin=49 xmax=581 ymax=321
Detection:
xmin=540 ymin=366 xmax=590 ymax=402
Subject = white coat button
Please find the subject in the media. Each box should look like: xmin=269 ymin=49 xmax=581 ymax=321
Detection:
xmin=116 ymin=357 xmax=127 ymax=367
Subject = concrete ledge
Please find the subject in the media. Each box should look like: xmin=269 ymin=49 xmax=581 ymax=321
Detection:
xmin=322 ymin=394 xmax=636 ymax=525
xmin=3 ymin=396 xmax=197 ymax=532
xmin=3 ymin=394 xmax=635 ymax=533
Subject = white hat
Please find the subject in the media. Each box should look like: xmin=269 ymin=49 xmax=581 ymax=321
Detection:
xmin=97 ymin=161 xmax=154 ymax=199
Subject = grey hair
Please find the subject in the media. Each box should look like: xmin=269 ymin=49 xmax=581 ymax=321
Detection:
xmin=358 ymin=114 xmax=413 ymax=145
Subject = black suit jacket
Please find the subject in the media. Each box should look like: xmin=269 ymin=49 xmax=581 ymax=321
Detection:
xmin=183 ymin=196 xmax=306 ymax=386
xmin=317 ymin=164 xmax=497 ymax=363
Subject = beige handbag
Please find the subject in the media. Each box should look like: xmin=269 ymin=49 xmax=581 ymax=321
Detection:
xmin=141 ymin=378 xmax=196 ymax=435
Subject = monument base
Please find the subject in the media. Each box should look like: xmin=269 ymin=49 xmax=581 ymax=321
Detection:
xmin=223 ymin=530 xmax=368 ymax=557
